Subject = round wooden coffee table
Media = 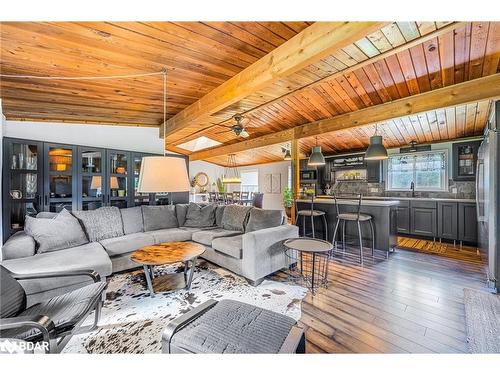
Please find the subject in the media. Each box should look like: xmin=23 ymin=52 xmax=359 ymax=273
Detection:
xmin=131 ymin=242 xmax=205 ymax=296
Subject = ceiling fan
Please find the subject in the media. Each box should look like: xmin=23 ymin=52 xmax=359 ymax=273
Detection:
xmin=215 ymin=114 xmax=255 ymax=138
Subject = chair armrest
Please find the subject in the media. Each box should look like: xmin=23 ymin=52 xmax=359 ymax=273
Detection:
xmin=162 ymin=299 xmax=218 ymax=353
xmin=9 ymin=269 xmax=101 ymax=283
xmin=0 ymin=315 xmax=55 ymax=351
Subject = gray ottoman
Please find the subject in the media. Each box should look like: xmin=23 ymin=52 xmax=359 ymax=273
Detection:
xmin=162 ymin=299 xmax=305 ymax=354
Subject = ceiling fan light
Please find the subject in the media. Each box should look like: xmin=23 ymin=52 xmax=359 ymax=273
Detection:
xmin=240 ymin=129 xmax=249 ymax=138
xmin=308 ymin=146 xmax=325 ymax=166
xmin=365 ymin=135 xmax=388 ymax=160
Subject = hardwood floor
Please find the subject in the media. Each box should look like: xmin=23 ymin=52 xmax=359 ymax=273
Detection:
xmin=280 ymin=243 xmax=488 ymax=353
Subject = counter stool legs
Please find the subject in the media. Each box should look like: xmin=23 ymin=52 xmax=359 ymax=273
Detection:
xmin=357 ymin=221 xmax=364 ymax=265
xmin=368 ymin=219 xmax=376 ymax=258
xmin=331 ymin=218 xmax=375 ymax=265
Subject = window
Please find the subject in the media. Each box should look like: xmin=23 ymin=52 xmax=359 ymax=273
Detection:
xmin=240 ymin=170 xmax=259 ymax=193
xmin=387 ymin=150 xmax=448 ymax=191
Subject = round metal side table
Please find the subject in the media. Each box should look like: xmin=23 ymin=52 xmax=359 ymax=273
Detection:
xmin=284 ymin=238 xmax=333 ymax=295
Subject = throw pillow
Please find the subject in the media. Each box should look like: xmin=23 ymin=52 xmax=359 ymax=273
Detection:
xmin=120 ymin=206 xmax=144 ymax=234
xmin=183 ymin=203 xmax=216 ymax=227
xmin=175 ymin=203 xmax=189 ymax=226
xmin=221 ymin=204 xmax=252 ymax=232
xmin=215 ymin=205 xmax=225 ymax=227
xmin=72 ymin=206 xmax=124 ymax=242
xmin=142 ymin=205 xmax=178 ymax=231
xmin=245 ymin=208 xmax=284 ymax=233
xmin=25 ymin=209 xmax=88 ymax=253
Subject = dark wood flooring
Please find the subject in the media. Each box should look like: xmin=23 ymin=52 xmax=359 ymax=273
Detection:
xmin=279 ymin=242 xmax=488 ymax=353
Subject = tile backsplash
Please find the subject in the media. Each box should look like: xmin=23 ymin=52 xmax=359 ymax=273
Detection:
xmin=329 ymin=180 xmax=475 ymax=199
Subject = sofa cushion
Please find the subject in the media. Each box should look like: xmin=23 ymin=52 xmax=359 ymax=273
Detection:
xmin=142 ymin=205 xmax=178 ymax=231
xmin=245 ymin=208 xmax=284 ymax=233
xmin=36 ymin=212 xmax=58 ymax=219
xmin=175 ymin=203 xmax=189 ymax=226
xmin=25 ymin=209 xmax=88 ymax=254
xmin=221 ymin=205 xmax=252 ymax=232
xmin=99 ymin=232 xmax=155 ymax=257
xmin=215 ymin=205 xmax=225 ymax=228
xmin=179 ymin=226 xmax=215 ymax=234
xmin=120 ymin=206 xmax=144 ymax=234
xmin=211 ymin=235 xmax=243 ymax=259
xmin=1 ymin=242 xmax=112 ymax=296
xmin=73 ymin=206 xmax=124 ymax=242
xmin=0 ymin=265 xmax=27 ymax=318
xmin=184 ymin=203 xmax=216 ymax=228
xmin=2 ymin=231 xmax=36 ymax=261
xmin=192 ymin=228 xmax=242 ymax=246
xmin=148 ymin=228 xmax=193 ymax=244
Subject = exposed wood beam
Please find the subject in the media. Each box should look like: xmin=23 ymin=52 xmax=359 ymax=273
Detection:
xmin=173 ymin=21 xmax=466 ymax=141
xmin=189 ymin=74 xmax=500 ymax=160
xmin=163 ymin=21 xmax=388 ymax=137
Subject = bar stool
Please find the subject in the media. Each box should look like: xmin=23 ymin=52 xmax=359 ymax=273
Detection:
xmin=331 ymin=193 xmax=374 ymax=265
xmin=295 ymin=195 xmax=328 ymax=240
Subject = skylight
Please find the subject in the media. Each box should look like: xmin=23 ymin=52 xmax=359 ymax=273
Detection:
xmin=176 ymin=136 xmax=222 ymax=152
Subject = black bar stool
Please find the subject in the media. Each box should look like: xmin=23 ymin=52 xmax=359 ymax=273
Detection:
xmin=331 ymin=193 xmax=374 ymax=265
xmin=295 ymin=195 xmax=328 ymax=240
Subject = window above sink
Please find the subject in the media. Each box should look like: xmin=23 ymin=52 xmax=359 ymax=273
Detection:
xmin=386 ymin=150 xmax=448 ymax=192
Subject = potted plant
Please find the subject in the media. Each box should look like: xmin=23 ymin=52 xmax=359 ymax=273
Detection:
xmin=216 ymin=177 xmax=226 ymax=193
xmin=282 ymin=187 xmax=293 ymax=218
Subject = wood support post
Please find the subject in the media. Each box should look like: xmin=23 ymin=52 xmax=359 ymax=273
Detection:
xmin=291 ymin=139 xmax=300 ymax=225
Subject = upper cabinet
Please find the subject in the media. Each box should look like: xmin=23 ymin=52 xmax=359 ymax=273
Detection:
xmin=452 ymin=140 xmax=482 ymax=181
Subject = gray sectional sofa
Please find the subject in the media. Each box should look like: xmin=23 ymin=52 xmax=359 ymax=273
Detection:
xmin=1 ymin=203 xmax=298 ymax=305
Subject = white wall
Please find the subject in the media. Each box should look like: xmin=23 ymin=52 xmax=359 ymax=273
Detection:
xmin=189 ymin=160 xmax=224 ymax=191
xmin=4 ymin=120 xmax=164 ymax=154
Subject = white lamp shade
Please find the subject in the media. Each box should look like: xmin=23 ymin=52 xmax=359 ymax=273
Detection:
xmin=137 ymin=156 xmax=190 ymax=193
xmin=110 ymin=176 xmax=119 ymax=189
xmin=90 ymin=176 xmax=102 ymax=190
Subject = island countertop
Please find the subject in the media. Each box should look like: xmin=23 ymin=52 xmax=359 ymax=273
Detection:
xmin=316 ymin=195 xmax=476 ymax=203
xmin=296 ymin=197 xmax=401 ymax=207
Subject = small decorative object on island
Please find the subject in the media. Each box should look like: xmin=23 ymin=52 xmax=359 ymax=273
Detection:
xmin=282 ymin=187 xmax=293 ymax=218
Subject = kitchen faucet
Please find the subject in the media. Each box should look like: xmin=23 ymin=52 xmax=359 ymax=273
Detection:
xmin=410 ymin=181 xmax=416 ymax=197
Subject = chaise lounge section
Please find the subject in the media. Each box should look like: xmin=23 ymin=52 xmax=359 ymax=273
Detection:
xmin=1 ymin=203 xmax=298 ymax=305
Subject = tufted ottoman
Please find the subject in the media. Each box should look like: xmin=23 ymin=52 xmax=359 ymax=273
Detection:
xmin=162 ymin=299 xmax=305 ymax=354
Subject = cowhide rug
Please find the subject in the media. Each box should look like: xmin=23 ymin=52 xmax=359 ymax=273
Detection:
xmin=63 ymin=260 xmax=307 ymax=354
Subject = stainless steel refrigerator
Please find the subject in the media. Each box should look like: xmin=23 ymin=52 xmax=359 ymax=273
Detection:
xmin=476 ymin=100 xmax=500 ymax=293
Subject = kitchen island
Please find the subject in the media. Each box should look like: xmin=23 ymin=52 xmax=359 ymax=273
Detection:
xmin=296 ymin=197 xmax=400 ymax=254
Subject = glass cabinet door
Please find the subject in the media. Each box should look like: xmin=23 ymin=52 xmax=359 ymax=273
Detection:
xmin=107 ymin=150 xmax=130 ymax=209
xmin=78 ymin=147 xmax=106 ymax=210
xmin=44 ymin=144 xmax=77 ymax=213
xmin=3 ymin=139 xmax=43 ymax=241
xmin=132 ymin=153 xmax=152 ymax=206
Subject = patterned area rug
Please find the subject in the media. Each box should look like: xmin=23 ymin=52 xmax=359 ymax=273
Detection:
xmin=63 ymin=261 xmax=307 ymax=354
xmin=463 ymin=288 xmax=500 ymax=353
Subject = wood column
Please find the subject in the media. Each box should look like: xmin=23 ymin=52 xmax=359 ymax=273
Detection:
xmin=291 ymin=139 xmax=300 ymax=224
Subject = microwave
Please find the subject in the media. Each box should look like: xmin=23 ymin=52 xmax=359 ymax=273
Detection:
xmin=300 ymin=170 xmax=317 ymax=180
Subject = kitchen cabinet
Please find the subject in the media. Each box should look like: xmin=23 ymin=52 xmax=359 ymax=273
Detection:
xmin=458 ymin=202 xmax=478 ymax=243
xmin=395 ymin=202 xmax=410 ymax=234
xmin=452 ymin=140 xmax=481 ymax=181
xmin=437 ymin=202 xmax=458 ymax=239
xmin=410 ymin=201 xmax=437 ymax=237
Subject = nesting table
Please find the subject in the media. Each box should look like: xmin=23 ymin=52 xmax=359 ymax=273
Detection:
xmin=131 ymin=242 xmax=205 ymax=296
xmin=284 ymin=238 xmax=333 ymax=294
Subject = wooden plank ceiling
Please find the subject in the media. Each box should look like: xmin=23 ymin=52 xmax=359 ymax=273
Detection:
xmin=1 ymin=22 xmax=499 ymax=166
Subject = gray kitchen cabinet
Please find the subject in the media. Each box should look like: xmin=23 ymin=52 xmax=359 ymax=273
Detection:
xmin=458 ymin=202 xmax=478 ymax=243
xmin=396 ymin=202 xmax=410 ymax=234
xmin=366 ymin=160 xmax=383 ymax=183
xmin=437 ymin=202 xmax=458 ymax=239
xmin=410 ymin=201 xmax=437 ymax=237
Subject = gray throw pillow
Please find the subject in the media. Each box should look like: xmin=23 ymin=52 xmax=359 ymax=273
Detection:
xmin=120 ymin=206 xmax=144 ymax=234
xmin=73 ymin=206 xmax=124 ymax=242
xmin=245 ymin=208 xmax=284 ymax=233
xmin=25 ymin=209 xmax=88 ymax=253
xmin=221 ymin=204 xmax=252 ymax=232
xmin=142 ymin=205 xmax=178 ymax=231
xmin=175 ymin=203 xmax=189 ymax=226
xmin=215 ymin=205 xmax=225 ymax=228
xmin=184 ymin=203 xmax=216 ymax=228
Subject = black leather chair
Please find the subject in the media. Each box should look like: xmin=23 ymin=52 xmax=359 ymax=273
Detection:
xmin=0 ymin=265 xmax=106 ymax=353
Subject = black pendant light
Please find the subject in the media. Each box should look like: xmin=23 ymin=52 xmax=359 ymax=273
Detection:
xmin=308 ymin=137 xmax=325 ymax=166
xmin=365 ymin=125 xmax=388 ymax=160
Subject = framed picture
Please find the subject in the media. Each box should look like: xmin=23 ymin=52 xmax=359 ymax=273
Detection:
xmin=264 ymin=173 xmax=272 ymax=193
xmin=271 ymin=173 xmax=281 ymax=194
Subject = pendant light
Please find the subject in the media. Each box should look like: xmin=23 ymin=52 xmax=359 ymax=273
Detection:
xmin=222 ymin=154 xmax=241 ymax=184
xmin=137 ymin=69 xmax=190 ymax=200
xmin=308 ymin=137 xmax=325 ymax=166
xmin=282 ymin=145 xmax=292 ymax=160
xmin=365 ymin=125 xmax=388 ymax=160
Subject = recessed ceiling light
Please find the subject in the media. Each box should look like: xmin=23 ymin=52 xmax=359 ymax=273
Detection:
xmin=177 ymin=136 xmax=222 ymax=152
